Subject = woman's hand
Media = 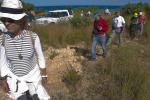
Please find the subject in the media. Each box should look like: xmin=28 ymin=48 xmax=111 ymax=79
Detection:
xmin=41 ymin=68 xmax=48 ymax=86
xmin=42 ymin=76 xmax=47 ymax=86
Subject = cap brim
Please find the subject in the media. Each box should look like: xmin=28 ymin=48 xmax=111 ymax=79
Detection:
xmin=0 ymin=12 xmax=27 ymax=20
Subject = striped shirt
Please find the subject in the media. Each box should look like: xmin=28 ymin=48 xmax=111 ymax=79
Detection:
xmin=0 ymin=30 xmax=45 ymax=77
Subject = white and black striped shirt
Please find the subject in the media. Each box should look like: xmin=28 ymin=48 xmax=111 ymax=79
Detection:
xmin=0 ymin=30 xmax=45 ymax=77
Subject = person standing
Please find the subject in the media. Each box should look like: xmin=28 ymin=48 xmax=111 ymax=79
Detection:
xmin=80 ymin=10 xmax=84 ymax=17
xmin=91 ymin=13 xmax=109 ymax=60
xmin=129 ymin=12 xmax=139 ymax=40
xmin=0 ymin=0 xmax=50 ymax=100
xmin=138 ymin=11 xmax=145 ymax=36
xmin=107 ymin=11 xmax=125 ymax=46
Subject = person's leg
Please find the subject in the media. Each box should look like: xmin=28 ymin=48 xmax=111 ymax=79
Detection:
xmin=17 ymin=94 xmax=27 ymax=100
xmin=107 ymin=30 xmax=116 ymax=46
xmin=91 ymin=35 xmax=98 ymax=59
xmin=129 ymin=24 xmax=132 ymax=39
xmin=100 ymin=34 xmax=107 ymax=57
xmin=26 ymin=90 xmax=33 ymax=100
xmin=118 ymin=32 xmax=122 ymax=45
xmin=117 ymin=28 xmax=123 ymax=46
xmin=139 ymin=24 xmax=144 ymax=36
xmin=32 ymin=94 xmax=40 ymax=100
xmin=129 ymin=24 xmax=135 ymax=40
xmin=17 ymin=92 xmax=40 ymax=100
xmin=27 ymin=83 xmax=40 ymax=100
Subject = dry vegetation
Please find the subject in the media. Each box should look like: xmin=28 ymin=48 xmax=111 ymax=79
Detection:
xmin=0 ymin=3 xmax=150 ymax=100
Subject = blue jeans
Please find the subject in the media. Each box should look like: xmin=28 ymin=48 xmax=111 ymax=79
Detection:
xmin=91 ymin=34 xmax=107 ymax=59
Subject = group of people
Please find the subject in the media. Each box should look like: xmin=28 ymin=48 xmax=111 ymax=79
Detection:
xmin=90 ymin=10 xmax=145 ymax=60
xmin=129 ymin=11 xmax=145 ymax=39
xmin=80 ymin=10 xmax=92 ymax=17
xmin=0 ymin=0 xmax=50 ymax=100
xmin=0 ymin=0 xmax=146 ymax=99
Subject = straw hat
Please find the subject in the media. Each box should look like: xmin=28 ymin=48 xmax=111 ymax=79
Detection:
xmin=0 ymin=0 xmax=26 ymax=20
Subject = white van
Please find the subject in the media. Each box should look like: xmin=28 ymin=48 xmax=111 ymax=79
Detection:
xmin=36 ymin=9 xmax=73 ymax=24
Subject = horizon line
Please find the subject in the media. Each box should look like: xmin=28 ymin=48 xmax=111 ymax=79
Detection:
xmin=35 ymin=4 xmax=123 ymax=7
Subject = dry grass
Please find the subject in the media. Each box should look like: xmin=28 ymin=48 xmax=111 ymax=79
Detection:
xmin=25 ymin=14 xmax=150 ymax=100
xmin=30 ymin=20 xmax=92 ymax=48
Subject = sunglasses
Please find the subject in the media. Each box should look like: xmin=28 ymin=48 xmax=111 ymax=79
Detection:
xmin=0 ymin=18 xmax=16 ymax=23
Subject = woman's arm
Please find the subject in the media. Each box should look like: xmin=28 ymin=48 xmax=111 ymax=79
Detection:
xmin=0 ymin=46 xmax=9 ymax=93
xmin=0 ymin=46 xmax=9 ymax=77
xmin=34 ymin=35 xmax=46 ymax=69
xmin=34 ymin=35 xmax=47 ymax=85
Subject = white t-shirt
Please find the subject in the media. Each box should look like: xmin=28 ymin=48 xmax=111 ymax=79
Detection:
xmin=112 ymin=16 xmax=125 ymax=28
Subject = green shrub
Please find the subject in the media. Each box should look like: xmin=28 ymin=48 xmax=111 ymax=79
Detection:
xmin=62 ymin=67 xmax=81 ymax=87
xmin=121 ymin=2 xmax=150 ymax=18
xmin=69 ymin=16 xmax=93 ymax=28
xmin=62 ymin=67 xmax=81 ymax=94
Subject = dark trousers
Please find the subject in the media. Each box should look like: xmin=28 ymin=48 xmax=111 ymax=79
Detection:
xmin=17 ymin=91 xmax=40 ymax=100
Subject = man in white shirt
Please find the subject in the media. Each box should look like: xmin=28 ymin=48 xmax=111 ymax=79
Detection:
xmin=107 ymin=11 xmax=125 ymax=46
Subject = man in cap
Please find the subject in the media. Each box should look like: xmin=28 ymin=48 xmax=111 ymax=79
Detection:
xmin=91 ymin=13 xmax=109 ymax=60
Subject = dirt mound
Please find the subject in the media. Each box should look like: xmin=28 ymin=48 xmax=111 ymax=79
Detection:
xmin=44 ymin=46 xmax=85 ymax=96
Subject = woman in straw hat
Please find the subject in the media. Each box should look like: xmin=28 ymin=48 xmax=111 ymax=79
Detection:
xmin=0 ymin=0 xmax=50 ymax=99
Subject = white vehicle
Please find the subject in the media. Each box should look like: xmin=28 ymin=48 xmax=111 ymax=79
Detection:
xmin=36 ymin=9 xmax=73 ymax=24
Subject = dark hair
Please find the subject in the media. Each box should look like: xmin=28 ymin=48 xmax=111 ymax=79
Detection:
xmin=18 ymin=16 xmax=28 ymax=30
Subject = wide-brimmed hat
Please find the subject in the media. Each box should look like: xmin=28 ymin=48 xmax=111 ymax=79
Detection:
xmin=0 ymin=0 xmax=26 ymax=20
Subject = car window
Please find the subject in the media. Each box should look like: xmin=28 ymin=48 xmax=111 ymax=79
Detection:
xmin=68 ymin=9 xmax=73 ymax=15
xmin=58 ymin=12 xmax=68 ymax=17
xmin=45 ymin=11 xmax=68 ymax=18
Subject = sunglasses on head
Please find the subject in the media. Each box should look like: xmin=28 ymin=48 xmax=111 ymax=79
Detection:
xmin=0 ymin=18 xmax=16 ymax=23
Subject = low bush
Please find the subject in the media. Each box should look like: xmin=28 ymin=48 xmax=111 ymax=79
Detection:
xmin=69 ymin=16 xmax=93 ymax=28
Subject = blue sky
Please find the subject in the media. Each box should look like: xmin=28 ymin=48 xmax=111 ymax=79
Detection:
xmin=24 ymin=0 xmax=150 ymax=6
